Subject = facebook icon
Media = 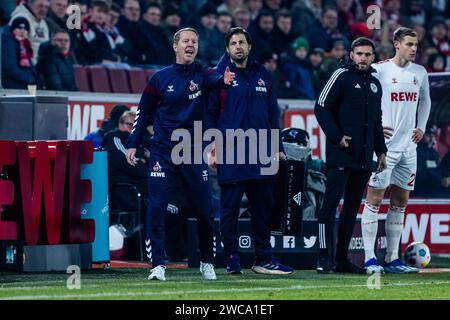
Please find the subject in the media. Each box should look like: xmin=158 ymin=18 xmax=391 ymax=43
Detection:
xmin=283 ymin=236 xmax=295 ymax=249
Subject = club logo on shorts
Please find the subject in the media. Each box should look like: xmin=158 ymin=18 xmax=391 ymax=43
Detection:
xmin=370 ymin=83 xmax=378 ymax=93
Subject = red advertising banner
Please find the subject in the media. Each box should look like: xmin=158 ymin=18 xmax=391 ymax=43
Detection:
xmin=0 ymin=140 xmax=95 ymax=245
xmin=68 ymin=99 xmax=139 ymax=141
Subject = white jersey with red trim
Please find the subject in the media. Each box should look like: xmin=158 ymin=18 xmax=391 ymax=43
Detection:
xmin=372 ymin=59 xmax=431 ymax=152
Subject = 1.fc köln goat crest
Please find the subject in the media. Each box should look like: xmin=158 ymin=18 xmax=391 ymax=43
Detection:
xmin=189 ymin=80 xmax=199 ymax=91
xmin=258 ymin=78 xmax=265 ymax=87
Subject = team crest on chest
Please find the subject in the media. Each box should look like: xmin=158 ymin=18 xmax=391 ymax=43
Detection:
xmin=189 ymin=80 xmax=199 ymax=92
xmin=256 ymin=78 xmax=267 ymax=92
xmin=413 ymin=76 xmax=418 ymax=85
xmin=370 ymin=83 xmax=378 ymax=93
xmin=392 ymin=78 xmax=397 ymax=84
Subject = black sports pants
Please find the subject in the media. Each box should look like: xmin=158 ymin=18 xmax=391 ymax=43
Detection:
xmin=318 ymin=167 xmax=371 ymax=264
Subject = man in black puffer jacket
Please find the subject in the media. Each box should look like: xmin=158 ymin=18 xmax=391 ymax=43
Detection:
xmin=102 ymin=111 xmax=149 ymax=212
xmin=314 ymin=37 xmax=387 ymax=274
xmin=37 ymin=30 xmax=78 ymax=91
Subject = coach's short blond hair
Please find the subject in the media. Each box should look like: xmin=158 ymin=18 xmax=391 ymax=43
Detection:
xmin=173 ymin=27 xmax=199 ymax=45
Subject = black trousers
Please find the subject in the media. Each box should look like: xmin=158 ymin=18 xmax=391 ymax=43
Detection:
xmin=220 ymin=179 xmax=275 ymax=261
xmin=318 ymin=167 xmax=371 ymax=264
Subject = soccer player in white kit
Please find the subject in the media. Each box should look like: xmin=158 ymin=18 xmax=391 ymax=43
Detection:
xmin=361 ymin=27 xmax=431 ymax=274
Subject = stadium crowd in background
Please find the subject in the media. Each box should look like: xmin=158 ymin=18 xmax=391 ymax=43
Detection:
xmin=1 ymin=0 xmax=450 ymax=94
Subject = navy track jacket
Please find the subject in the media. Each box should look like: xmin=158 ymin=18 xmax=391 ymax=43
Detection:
xmin=206 ymin=55 xmax=284 ymax=184
xmin=127 ymin=62 xmax=224 ymax=151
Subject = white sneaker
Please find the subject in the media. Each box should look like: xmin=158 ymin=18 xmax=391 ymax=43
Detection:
xmin=200 ymin=262 xmax=217 ymax=280
xmin=148 ymin=265 xmax=166 ymax=281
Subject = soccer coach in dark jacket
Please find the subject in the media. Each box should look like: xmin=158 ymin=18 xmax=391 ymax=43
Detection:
xmin=314 ymin=37 xmax=387 ymax=274
xmin=206 ymin=27 xmax=293 ymax=276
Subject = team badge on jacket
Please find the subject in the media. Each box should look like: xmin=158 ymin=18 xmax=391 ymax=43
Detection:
xmin=370 ymin=83 xmax=378 ymax=93
xmin=189 ymin=80 xmax=199 ymax=91
xmin=151 ymin=161 xmax=165 ymax=178
xmin=256 ymin=78 xmax=267 ymax=92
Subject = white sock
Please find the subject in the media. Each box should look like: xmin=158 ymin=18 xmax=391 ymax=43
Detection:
xmin=385 ymin=206 xmax=406 ymax=264
xmin=361 ymin=202 xmax=379 ymax=263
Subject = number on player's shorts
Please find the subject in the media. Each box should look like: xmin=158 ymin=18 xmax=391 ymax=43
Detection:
xmin=407 ymin=173 xmax=416 ymax=187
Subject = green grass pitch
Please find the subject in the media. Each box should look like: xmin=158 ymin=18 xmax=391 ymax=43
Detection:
xmin=1 ymin=266 xmax=450 ymax=300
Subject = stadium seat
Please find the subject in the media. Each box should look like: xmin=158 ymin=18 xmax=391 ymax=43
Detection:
xmin=73 ymin=65 xmax=91 ymax=92
xmin=109 ymin=182 xmax=145 ymax=261
xmin=87 ymin=66 xmax=112 ymax=93
xmin=127 ymin=68 xmax=148 ymax=94
xmin=108 ymin=68 xmax=131 ymax=94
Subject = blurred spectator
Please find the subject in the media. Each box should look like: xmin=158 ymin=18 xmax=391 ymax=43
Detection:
xmin=309 ymin=47 xmax=327 ymax=97
xmin=85 ymin=104 xmax=130 ymax=148
xmin=422 ymin=16 xmax=450 ymax=72
xmin=36 ymin=29 xmax=78 ymax=91
xmin=161 ymin=4 xmax=182 ymax=44
xmin=322 ymin=38 xmax=347 ymax=78
xmin=216 ymin=11 xmax=233 ymax=35
xmin=46 ymin=0 xmax=68 ymax=35
xmin=74 ymin=1 xmax=122 ymax=64
xmin=68 ymin=0 xmax=88 ymax=54
xmin=426 ymin=53 xmax=447 ymax=73
xmin=306 ymin=7 xmax=348 ymax=51
xmin=290 ymin=0 xmax=320 ymax=37
xmin=400 ymin=0 xmax=431 ymax=27
xmin=10 ymin=0 xmax=51 ymax=65
xmin=244 ymin=0 xmax=263 ymax=20
xmin=412 ymin=23 xmax=426 ymax=64
xmin=272 ymin=9 xmax=297 ymax=56
xmin=0 ymin=0 xmax=16 ymax=26
xmin=232 ymin=6 xmax=251 ymax=29
xmin=279 ymin=36 xmax=315 ymax=99
xmin=382 ymin=0 xmax=401 ymax=24
xmin=349 ymin=21 xmax=371 ymax=40
xmin=440 ymin=150 xmax=450 ymax=192
xmin=176 ymin=0 xmax=206 ymax=20
xmin=105 ymin=2 xmax=132 ymax=63
xmin=140 ymin=3 xmax=174 ymax=66
xmin=414 ymin=125 xmax=443 ymax=197
xmin=217 ymin=0 xmax=243 ymax=14
xmin=196 ymin=3 xmax=223 ymax=66
xmin=336 ymin=0 xmax=363 ymax=37
xmin=116 ymin=0 xmax=146 ymax=65
xmin=1 ymin=17 xmax=43 ymax=89
xmin=102 ymin=111 xmax=149 ymax=212
xmin=260 ymin=50 xmax=298 ymax=98
xmin=263 ymin=0 xmax=283 ymax=15
xmin=249 ymin=10 xmax=275 ymax=62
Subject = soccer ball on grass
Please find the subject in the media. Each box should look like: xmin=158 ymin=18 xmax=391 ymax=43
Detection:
xmin=404 ymin=242 xmax=431 ymax=268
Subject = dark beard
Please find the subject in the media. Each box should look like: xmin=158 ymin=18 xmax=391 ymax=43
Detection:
xmin=232 ymin=56 xmax=247 ymax=64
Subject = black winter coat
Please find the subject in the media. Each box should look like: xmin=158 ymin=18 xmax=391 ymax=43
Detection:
xmin=37 ymin=42 xmax=78 ymax=91
xmin=314 ymin=60 xmax=387 ymax=171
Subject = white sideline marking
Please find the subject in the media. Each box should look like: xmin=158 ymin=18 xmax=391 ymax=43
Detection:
xmin=2 ymin=280 xmax=450 ymax=300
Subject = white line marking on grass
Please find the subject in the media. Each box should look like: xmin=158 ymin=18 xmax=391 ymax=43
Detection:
xmin=2 ymin=280 xmax=450 ymax=300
